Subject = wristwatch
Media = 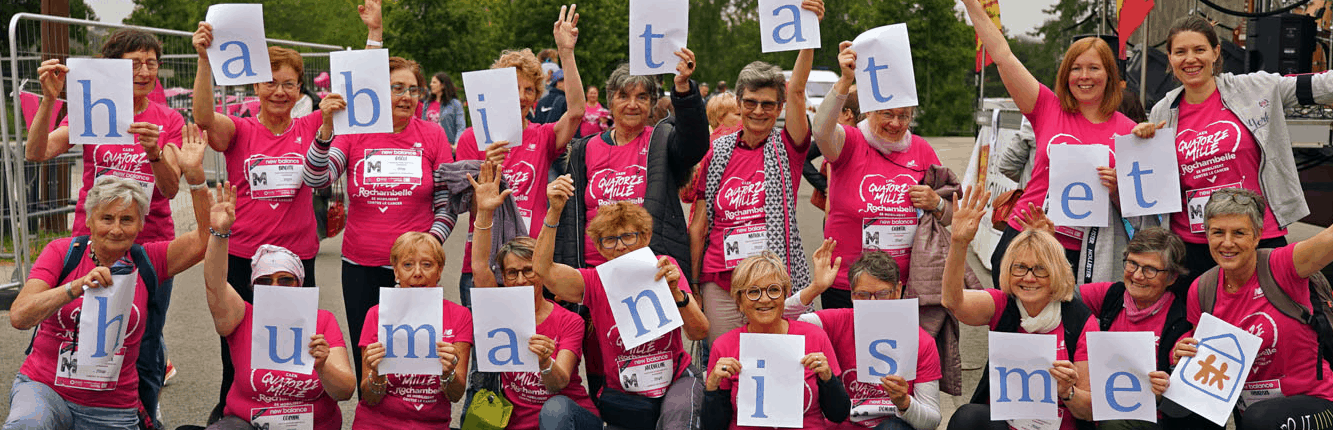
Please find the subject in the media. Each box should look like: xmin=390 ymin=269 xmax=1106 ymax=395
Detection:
xmin=1060 ymin=386 xmax=1075 ymax=402
xmin=675 ymin=292 xmax=691 ymax=308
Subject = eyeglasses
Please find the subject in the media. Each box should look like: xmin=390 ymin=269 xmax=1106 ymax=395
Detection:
xmin=742 ymin=283 xmax=786 ymax=301
xmin=391 ymin=84 xmax=425 ymax=98
xmin=874 ymin=111 xmax=912 ymax=121
xmin=1123 ymin=259 xmax=1164 ymax=279
xmin=1009 ymin=263 xmax=1050 ymax=278
xmin=598 ymin=232 xmax=642 ymax=249
xmin=503 ymin=267 xmax=537 ymax=281
xmin=254 ymin=274 xmax=300 ymax=287
xmin=260 ymin=81 xmax=300 ymax=92
xmin=740 ymin=98 xmax=780 ymax=112
xmin=131 ymin=60 xmax=160 ymax=71
xmin=1209 ymin=191 xmax=1259 ymax=208
xmin=851 ymin=289 xmax=898 ymax=300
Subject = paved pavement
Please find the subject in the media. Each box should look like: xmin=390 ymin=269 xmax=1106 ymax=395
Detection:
xmin=7 ymin=135 xmax=1314 ymax=428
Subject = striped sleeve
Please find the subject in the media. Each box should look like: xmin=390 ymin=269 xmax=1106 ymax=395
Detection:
xmin=302 ymin=138 xmax=347 ymax=188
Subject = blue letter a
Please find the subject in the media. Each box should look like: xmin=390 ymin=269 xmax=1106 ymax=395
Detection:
xmin=487 ymin=328 xmax=525 ymax=366
xmin=771 ymin=5 xmax=806 ymax=44
xmin=218 ymin=41 xmax=258 ymax=79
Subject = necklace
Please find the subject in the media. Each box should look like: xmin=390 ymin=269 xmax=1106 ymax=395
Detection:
xmin=88 ymin=241 xmax=103 ymax=267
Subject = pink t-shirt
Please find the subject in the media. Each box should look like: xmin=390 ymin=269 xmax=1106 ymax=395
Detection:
xmin=1079 ymin=282 xmax=1174 ymax=346
xmin=825 ymin=129 xmax=941 ymax=290
xmin=20 ymin=238 xmax=169 ymax=409
xmin=354 ymin=299 xmax=474 ymax=429
xmin=502 ymin=302 xmax=599 ymax=430
xmin=582 ymin=129 xmax=652 ymax=266
xmin=334 ymin=117 xmax=455 ymax=267
xmin=425 ymin=101 xmax=442 ymax=124
xmin=456 ymin=123 xmax=561 ymax=273
xmin=1186 ymin=244 xmax=1333 ymax=404
xmin=694 ymin=129 xmax=809 ymax=282
xmin=1008 ymin=85 xmax=1135 ymax=250
xmin=1171 ymin=90 xmax=1286 ymax=243
xmin=66 ymin=102 xmax=184 ymax=244
xmin=223 ymin=112 xmax=322 ymax=259
xmin=985 ymin=289 xmax=1093 ymax=430
xmin=812 ymin=309 xmax=942 ymax=430
xmin=577 ymin=256 xmax=693 ymax=398
xmin=224 ymin=304 xmax=345 ymax=430
xmin=709 ymin=320 xmax=842 ymax=430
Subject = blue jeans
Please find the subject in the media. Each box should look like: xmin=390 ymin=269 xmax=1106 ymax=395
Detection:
xmin=139 ymin=276 xmax=173 ymax=428
xmin=459 ymin=272 xmax=474 ymax=308
xmin=4 ymin=373 xmax=139 ymax=430
xmin=539 ymin=395 xmax=602 ymax=430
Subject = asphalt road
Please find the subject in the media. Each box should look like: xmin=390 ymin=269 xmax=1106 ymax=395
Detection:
xmin=6 ymin=135 xmax=1313 ymax=428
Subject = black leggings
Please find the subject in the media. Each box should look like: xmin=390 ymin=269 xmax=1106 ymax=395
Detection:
xmin=945 ymin=404 xmax=1013 ymax=430
xmin=217 ymin=255 xmax=317 ymax=407
xmin=342 ymin=261 xmax=396 ymax=389
xmin=1239 ymin=395 xmax=1333 ymax=430
xmin=990 ymin=226 xmax=1080 ymax=289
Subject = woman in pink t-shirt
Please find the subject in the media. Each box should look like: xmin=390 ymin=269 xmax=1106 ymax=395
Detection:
xmin=469 ymin=162 xmax=601 ymax=430
xmin=809 ymin=41 xmax=952 ymax=310
xmin=7 ymin=128 xmax=212 ymax=429
xmin=961 ymin=0 xmax=1135 ymax=289
xmin=535 ymin=175 xmax=709 ymax=429
xmin=702 ymin=253 xmax=850 ymax=430
xmin=784 ymin=244 xmax=944 ymax=430
xmin=1168 ymin=188 xmax=1333 ymax=430
xmin=355 ymin=232 xmax=473 ymax=429
xmin=691 ymin=2 xmax=821 ymax=343
xmin=1131 ymin=16 xmax=1333 ymax=291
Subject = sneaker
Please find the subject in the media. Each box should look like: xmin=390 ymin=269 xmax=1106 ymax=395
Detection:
xmin=163 ymin=360 xmax=177 ymax=386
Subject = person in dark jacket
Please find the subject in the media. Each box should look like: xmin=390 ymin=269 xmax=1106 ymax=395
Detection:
xmin=533 ymin=69 xmax=568 ymax=124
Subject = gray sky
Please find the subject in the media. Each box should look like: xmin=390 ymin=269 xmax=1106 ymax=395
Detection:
xmin=89 ymin=0 xmax=1062 ymax=39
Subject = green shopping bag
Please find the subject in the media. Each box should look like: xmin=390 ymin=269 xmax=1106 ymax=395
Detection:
xmin=462 ymin=388 xmax=513 ymax=430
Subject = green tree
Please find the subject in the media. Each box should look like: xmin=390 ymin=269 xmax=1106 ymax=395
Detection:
xmin=2 ymin=0 xmax=99 ymax=57
xmin=125 ymin=0 xmax=362 ymax=49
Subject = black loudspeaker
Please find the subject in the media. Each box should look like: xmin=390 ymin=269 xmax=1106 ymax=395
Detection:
xmin=1247 ymin=13 xmax=1317 ymax=74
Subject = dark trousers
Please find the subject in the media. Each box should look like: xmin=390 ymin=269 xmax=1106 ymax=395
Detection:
xmin=1238 ymin=395 xmax=1333 ymax=430
xmin=341 ymin=261 xmax=396 ymax=388
xmin=139 ymin=276 xmax=173 ymax=428
xmin=216 ymin=255 xmax=317 ymax=410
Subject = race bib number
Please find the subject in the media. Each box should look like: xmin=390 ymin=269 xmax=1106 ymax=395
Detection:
xmin=723 ymin=224 xmax=767 ymax=269
xmin=617 ymin=352 xmax=674 ymax=398
xmin=849 ymin=398 xmax=898 ymax=424
xmin=96 ymin=167 xmax=154 ymax=193
xmin=246 ymin=156 xmax=305 ymax=199
xmin=1238 ymin=379 xmax=1282 ymax=411
xmin=518 ymin=208 xmax=533 ymax=234
xmin=1055 ymin=226 xmax=1086 ymax=242
xmin=862 ymin=217 xmax=917 ymax=256
xmin=250 ymin=404 xmax=314 ymax=430
xmin=1185 ymin=182 xmax=1244 ymax=234
xmin=54 ymin=341 xmax=124 ymax=391
xmin=363 ymin=148 xmax=423 ymax=186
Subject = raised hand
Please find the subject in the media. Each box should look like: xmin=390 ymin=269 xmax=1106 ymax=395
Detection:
xmin=547 ymin=174 xmax=574 ymax=211
xmin=801 ymin=0 xmax=825 ymax=20
xmin=1015 ymin=202 xmax=1055 ymax=235
xmin=553 ymin=4 xmax=580 ymax=51
xmin=179 ymin=124 xmax=209 ymax=184
xmin=673 ymin=48 xmax=696 ymax=92
xmin=468 ymin=160 xmax=513 ymax=212
xmin=810 ymin=238 xmax=841 ymax=292
xmin=951 ymin=186 xmax=992 ymax=244
xmin=36 ymin=59 xmax=68 ymax=97
xmin=210 ymin=181 xmax=238 ymax=233
xmin=836 ymin=41 xmax=856 ymax=83
xmin=359 ymin=0 xmax=383 ymax=33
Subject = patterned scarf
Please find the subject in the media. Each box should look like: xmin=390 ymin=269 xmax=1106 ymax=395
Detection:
xmin=702 ymin=128 xmax=810 ymax=291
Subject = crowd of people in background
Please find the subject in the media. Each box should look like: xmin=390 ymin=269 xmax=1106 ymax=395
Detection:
xmin=6 ymin=0 xmax=1333 ymax=429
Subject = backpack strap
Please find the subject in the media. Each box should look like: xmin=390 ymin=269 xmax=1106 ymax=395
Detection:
xmin=26 ymin=236 xmax=90 ymax=355
xmin=1253 ymin=248 xmax=1312 ymax=324
xmin=1195 ymin=266 xmax=1222 ymax=314
xmin=1098 ymin=282 xmax=1127 ymax=332
xmin=128 ymin=243 xmax=158 ymax=297
xmin=1159 ymin=291 xmax=1192 ymax=373
xmin=1061 ymin=299 xmax=1092 ymax=360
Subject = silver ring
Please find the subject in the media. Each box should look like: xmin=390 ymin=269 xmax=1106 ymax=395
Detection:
xmin=720 ymin=365 xmax=728 ymax=372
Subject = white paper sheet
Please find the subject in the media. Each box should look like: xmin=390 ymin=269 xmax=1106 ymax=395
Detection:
xmin=758 ymin=0 xmax=821 ymax=53
xmin=1045 ymin=144 xmax=1111 ymax=227
xmin=66 ymin=58 xmax=133 ymax=145
xmin=204 ymin=4 xmax=273 ymax=85
xmin=251 ymin=285 xmax=319 ymax=374
xmin=377 ymin=287 xmax=444 ymax=375
xmin=737 ymin=333 xmax=805 ymax=428
xmin=853 ymin=298 xmax=918 ymax=382
xmin=1164 ymin=313 xmax=1262 ymax=426
xmin=76 ymin=272 xmax=137 ymax=366
xmin=462 ymin=68 xmax=523 ymax=149
xmin=472 ymin=286 xmax=539 ymax=372
xmin=850 ymin=24 xmax=918 ymax=112
xmin=988 ymin=331 xmax=1059 ymax=421
xmin=595 ymin=248 xmax=684 ymax=350
xmin=1115 ymin=130 xmax=1183 ymax=217
xmin=629 ymin=0 xmax=689 ymax=75
xmin=330 ymin=49 xmax=393 ymax=135
xmin=1087 ymin=331 xmax=1158 ymax=422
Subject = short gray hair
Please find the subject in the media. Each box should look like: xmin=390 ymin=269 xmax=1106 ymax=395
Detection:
xmin=1203 ymin=187 xmax=1265 ymax=233
xmin=605 ymin=63 xmax=661 ymax=107
xmin=734 ymin=61 xmax=786 ymax=103
xmin=85 ymin=175 xmax=150 ymax=219
xmin=848 ymin=251 xmax=900 ymax=290
xmin=1123 ymin=227 xmax=1188 ymax=277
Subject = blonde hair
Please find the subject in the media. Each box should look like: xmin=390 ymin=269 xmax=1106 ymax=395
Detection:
xmin=390 ymin=232 xmax=446 ymax=267
xmin=706 ymin=93 xmax=740 ymax=129
xmin=586 ymin=202 xmax=653 ymax=242
xmin=998 ymin=230 xmax=1075 ymax=302
xmin=1055 ymin=37 xmax=1122 ymax=117
xmin=729 ymin=252 xmax=792 ymax=302
xmin=492 ymin=49 xmax=546 ymax=90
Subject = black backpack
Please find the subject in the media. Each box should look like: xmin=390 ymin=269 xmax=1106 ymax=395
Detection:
xmin=969 ymin=297 xmax=1095 ymax=430
xmin=1096 ymin=282 xmax=1192 ymax=373
xmin=1196 ymin=248 xmax=1333 ymax=379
